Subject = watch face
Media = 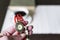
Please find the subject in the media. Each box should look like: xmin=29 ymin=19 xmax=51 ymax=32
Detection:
xmin=16 ymin=21 xmax=24 ymax=33
xmin=18 ymin=24 xmax=23 ymax=30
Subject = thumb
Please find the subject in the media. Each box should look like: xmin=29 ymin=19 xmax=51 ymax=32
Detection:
xmin=1 ymin=26 xmax=16 ymax=36
xmin=0 ymin=36 xmax=8 ymax=40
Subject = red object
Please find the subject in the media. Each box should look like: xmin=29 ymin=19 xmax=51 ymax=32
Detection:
xmin=14 ymin=14 xmax=28 ymax=26
xmin=14 ymin=14 xmax=24 ymax=23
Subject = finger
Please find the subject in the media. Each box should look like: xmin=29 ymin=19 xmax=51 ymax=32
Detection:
xmin=11 ymin=35 xmax=22 ymax=40
xmin=6 ymin=32 xmax=10 ymax=36
xmin=12 ymin=31 xmax=19 ymax=36
xmin=1 ymin=31 xmax=7 ymax=36
xmin=6 ymin=26 xmax=16 ymax=34
xmin=20 ymin=33 xmax=26 ymax=39
xmin=27 ymin=25 xmax=33 ymax=31
xmin=0 ymin=36 xmax=8 ymax=40
xmin=22 ymin=21 xmax=28 ymax=26
xmin=12 ymin=33 xmax=26 ymax=40
xmin=28 ymin=31 xmax=33 ymax=35
xmin=1 ymin=26 xmax=16 ymax=36
xmin=1 ymin=31 xmax=13 ymax=36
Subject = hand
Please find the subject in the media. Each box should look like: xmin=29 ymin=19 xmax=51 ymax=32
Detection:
xmin=0 ymin=36 xmax=9 ymax=40
xmin=0 ymin=21 xmax=33 ymax=40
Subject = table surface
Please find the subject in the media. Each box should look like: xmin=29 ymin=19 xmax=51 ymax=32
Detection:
xmin=29 ymin=34 xmax=60 ymax=40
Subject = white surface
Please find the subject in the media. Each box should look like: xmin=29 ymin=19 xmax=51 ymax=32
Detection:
xmin=2 ymin=6 xmax=60 ymax=34
xmin=32 ymin=5 xmax=60 ymax=34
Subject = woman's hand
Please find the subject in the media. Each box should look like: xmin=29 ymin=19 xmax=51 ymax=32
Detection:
xmin=0 ymin=21 xmax=33 ymax=40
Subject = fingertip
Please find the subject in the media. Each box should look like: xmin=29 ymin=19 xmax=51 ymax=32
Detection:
xmin=12 ymin=31 xmax=19 ymax=36
xmin=20 ymin=33 xmax=26 ymax=39
xmin=27 ymin=25 xmax=33 ymax=31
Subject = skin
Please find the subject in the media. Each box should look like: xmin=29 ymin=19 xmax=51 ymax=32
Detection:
xmin=0 ymin=21 xmax=33 ymax=40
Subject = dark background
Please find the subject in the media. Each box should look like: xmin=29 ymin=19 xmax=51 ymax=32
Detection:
xmin=0 ymin=0 xmax=60 ymax=40
xmin=0 ymin=0 xmax=10 ymax=31
xmin=35 ymin=0 xmax=60 ymax=5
